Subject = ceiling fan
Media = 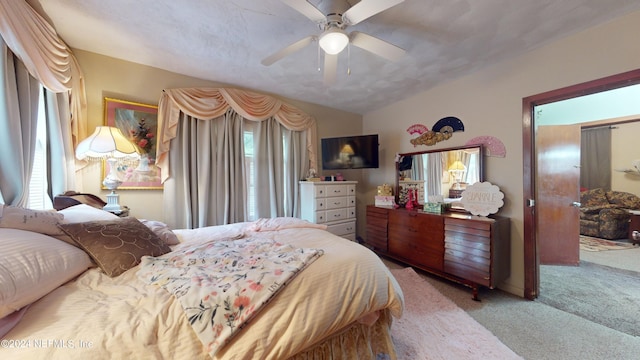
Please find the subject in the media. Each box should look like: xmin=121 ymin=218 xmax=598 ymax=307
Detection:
xmin=261 ymin=0 xmax=406 ymax=85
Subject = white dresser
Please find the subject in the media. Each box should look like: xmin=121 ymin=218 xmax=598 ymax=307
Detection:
xmin=299 ymin=181 xmax=357 ymax=241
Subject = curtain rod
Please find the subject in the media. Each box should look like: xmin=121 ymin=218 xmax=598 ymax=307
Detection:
xmin=582 ymin=125 xmax=618 ymax=131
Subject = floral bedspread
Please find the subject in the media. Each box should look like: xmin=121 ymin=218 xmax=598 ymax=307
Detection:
xmin=137 ymin=235 xmax=323 ymax=356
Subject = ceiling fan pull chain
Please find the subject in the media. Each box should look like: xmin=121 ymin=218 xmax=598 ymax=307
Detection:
xmin=317 ymin=42 xmax=321 ymax=72
xmin=347 ymin=43 xmax=351 ymax=76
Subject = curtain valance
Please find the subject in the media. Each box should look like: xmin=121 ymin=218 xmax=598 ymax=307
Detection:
xmin=0 ymin=0 xmax=87 ymax=145
xmin=157 ymin=87 xmax=317 ymax=183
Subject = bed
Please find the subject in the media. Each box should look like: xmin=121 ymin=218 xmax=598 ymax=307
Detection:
xmin=0 ymin=204 xmax=404 ymax=359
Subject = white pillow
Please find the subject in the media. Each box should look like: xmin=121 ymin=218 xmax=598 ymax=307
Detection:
xmin=58 ymin=204 xmax=120 ymax=223
xmin=0 ymin=205 xmax=65 ymax=236
xmin=139 ymin=219 xmax=180 ymax=245
xmin=0 ymin=228 xmax=93 ymax=318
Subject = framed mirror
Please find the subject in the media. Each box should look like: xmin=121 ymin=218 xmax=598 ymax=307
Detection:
xmin=396 ymin=145 xmax=484 ymax=211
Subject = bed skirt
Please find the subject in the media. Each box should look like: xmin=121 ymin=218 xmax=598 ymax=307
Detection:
xmin=289 ymin=308 xmax=396 ymax=360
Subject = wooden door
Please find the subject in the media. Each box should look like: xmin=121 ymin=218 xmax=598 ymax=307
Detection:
xmin=536 ymin=125 xmax=581 ymax=265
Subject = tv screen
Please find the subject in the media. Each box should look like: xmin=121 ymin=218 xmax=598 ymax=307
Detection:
xmin=321 ymin=134 xmax=379 ymax=170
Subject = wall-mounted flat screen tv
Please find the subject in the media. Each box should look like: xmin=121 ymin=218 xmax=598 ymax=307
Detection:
xmin=321 ymin=134 xmax=379 ymax=170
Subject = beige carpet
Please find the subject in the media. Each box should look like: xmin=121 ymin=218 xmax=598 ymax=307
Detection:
xmin=579 ymin=235 xmax=635 ymax=252
xmin=389 ymin=267 xmax=522 ymax=360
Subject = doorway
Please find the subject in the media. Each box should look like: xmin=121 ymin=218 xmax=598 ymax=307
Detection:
xmin=522 ymin=68 xmax=640 ymax=300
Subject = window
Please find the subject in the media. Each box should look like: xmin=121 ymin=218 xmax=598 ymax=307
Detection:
xmin=244 ymin=129 xmax=256 ymax=220
xmin=243 ymin=123 xmax=295 ymax=221
xmin=28 ymin=87 xmax=53 ymax=209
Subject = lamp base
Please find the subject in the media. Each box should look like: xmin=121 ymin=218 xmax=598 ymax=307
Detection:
xmin=103 ymin=190 xmax=124 ymax=214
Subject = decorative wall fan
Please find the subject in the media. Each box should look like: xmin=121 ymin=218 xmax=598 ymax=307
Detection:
xmin=261 ymin=0 xmax=406 ymax=85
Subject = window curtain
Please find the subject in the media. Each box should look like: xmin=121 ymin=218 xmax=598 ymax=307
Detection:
xmin=44 ymin=89 xmax=76 ymax=198
xmin=0 ymin=38 xmax=39 ymax=206
xmin=158 ymin=88 xmax=315 ymax=229
xmin=0 ymin=0 xmax=86 ymax=205
xmin=425 ymin=152 xmax=443 ymax=199
xmin=581 ymin=126 xmax=611 ymax=190
xmin=163 ymin=110 xmax=247 ymax=228
xmin=156 ymin=88 xmax=317 ymax=183
xmin=253 ymin=117 xmax=308 ymax=218
xmin=410 ymin=154 xmax=425 ymax=181
xmin=0 ymin=0 xmax=87 ymax=146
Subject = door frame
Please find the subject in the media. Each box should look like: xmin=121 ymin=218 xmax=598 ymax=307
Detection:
xmin=522 ymin=68 xmax=640 ymax=300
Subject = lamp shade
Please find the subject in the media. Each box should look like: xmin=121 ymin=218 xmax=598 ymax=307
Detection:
xmin=340 ymin=144 xmax=355 ymax=155
xmin=319 ymin=28 xmax=349 ymax=55
xmin=76 ymin=126 xmax=139 ymax=160
xmin=448 ymin=160 xmax=466 ymax=171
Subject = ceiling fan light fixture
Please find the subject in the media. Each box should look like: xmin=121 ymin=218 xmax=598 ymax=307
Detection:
xmin=319 ymin=28 xmax=349 ymax=55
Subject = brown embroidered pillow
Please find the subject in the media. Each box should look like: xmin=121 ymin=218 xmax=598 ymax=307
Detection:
xmin=58 ymin=217 xmax=171 ymax=277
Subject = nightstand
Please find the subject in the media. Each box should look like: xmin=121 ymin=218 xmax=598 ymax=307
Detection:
xmin=629 ymin=210 xmax=640 ymax=245
xmin=108 ymin=206 xmax=130 ymax=217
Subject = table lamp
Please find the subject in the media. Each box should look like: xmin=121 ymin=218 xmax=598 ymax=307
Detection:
xmin=448 ymin=160 xmax=467 ymax=190
xmin=75 ymin=126 xmax=140 ymax=214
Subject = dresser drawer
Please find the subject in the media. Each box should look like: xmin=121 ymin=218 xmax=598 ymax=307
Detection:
xmin=444 ymin=217 xmax=493 ymax=286
xmin=326 ymin=208 xmax=347 ymax=222
xmin=315 ymin=211 xmax=326 ymax=224
xmin=327 ymin=220 xmax=356 ymax=237
xmin=325 ymin=184 xmax=348 ymax=197
xmin=325 ymin=196 xmax=348 ymax=209
xmin=366 ymin=206 xmax=389 ymax=252
xmin=315 ymin=198 xmax=326 ymax=211
xmin=300 ymin=181 xmax=358 ymax=242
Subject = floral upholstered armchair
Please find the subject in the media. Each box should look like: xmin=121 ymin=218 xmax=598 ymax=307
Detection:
xmin=580 ymin=188 xmax=640 ymax=239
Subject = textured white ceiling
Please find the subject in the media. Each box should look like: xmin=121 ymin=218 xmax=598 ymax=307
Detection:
xmin=26 ymin=0 xmax=640 ymax=114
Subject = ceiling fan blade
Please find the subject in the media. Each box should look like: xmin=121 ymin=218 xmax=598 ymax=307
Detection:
xmin=323 ymin=53 xmax=338 ymax=85
xmin=343 ymin=0 xmax=405 ymax=25
xmin=281 ymin=0 xmax=326 ymax=23
xmin=261 ymin=35 xmax=316 ymax=66
xmin=350 ymin=31 xmax=406 ymax=62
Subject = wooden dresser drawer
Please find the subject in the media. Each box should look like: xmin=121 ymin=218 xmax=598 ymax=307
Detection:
xmin=364 ymin=205 xmax=510 ymax=300
xmin=444 ymin=217 xmax=493 ymax=286
xmin=389 ymin=211 xmax=443 ymax=250
xmin=366 ymin=206 xmax=389 ymax=252
xmin=388 ymin=210 xmax=444 ymax=271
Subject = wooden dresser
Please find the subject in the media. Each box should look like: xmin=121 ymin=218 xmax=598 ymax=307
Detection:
xmin=300 ymin=181 xmax=357 ymax=241
xmin=365 ymin=205 xmax=510 ymax=300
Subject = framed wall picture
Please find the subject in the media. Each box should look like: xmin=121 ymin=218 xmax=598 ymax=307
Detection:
xmin=102 ymin=97 xmax=163 ymax=190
